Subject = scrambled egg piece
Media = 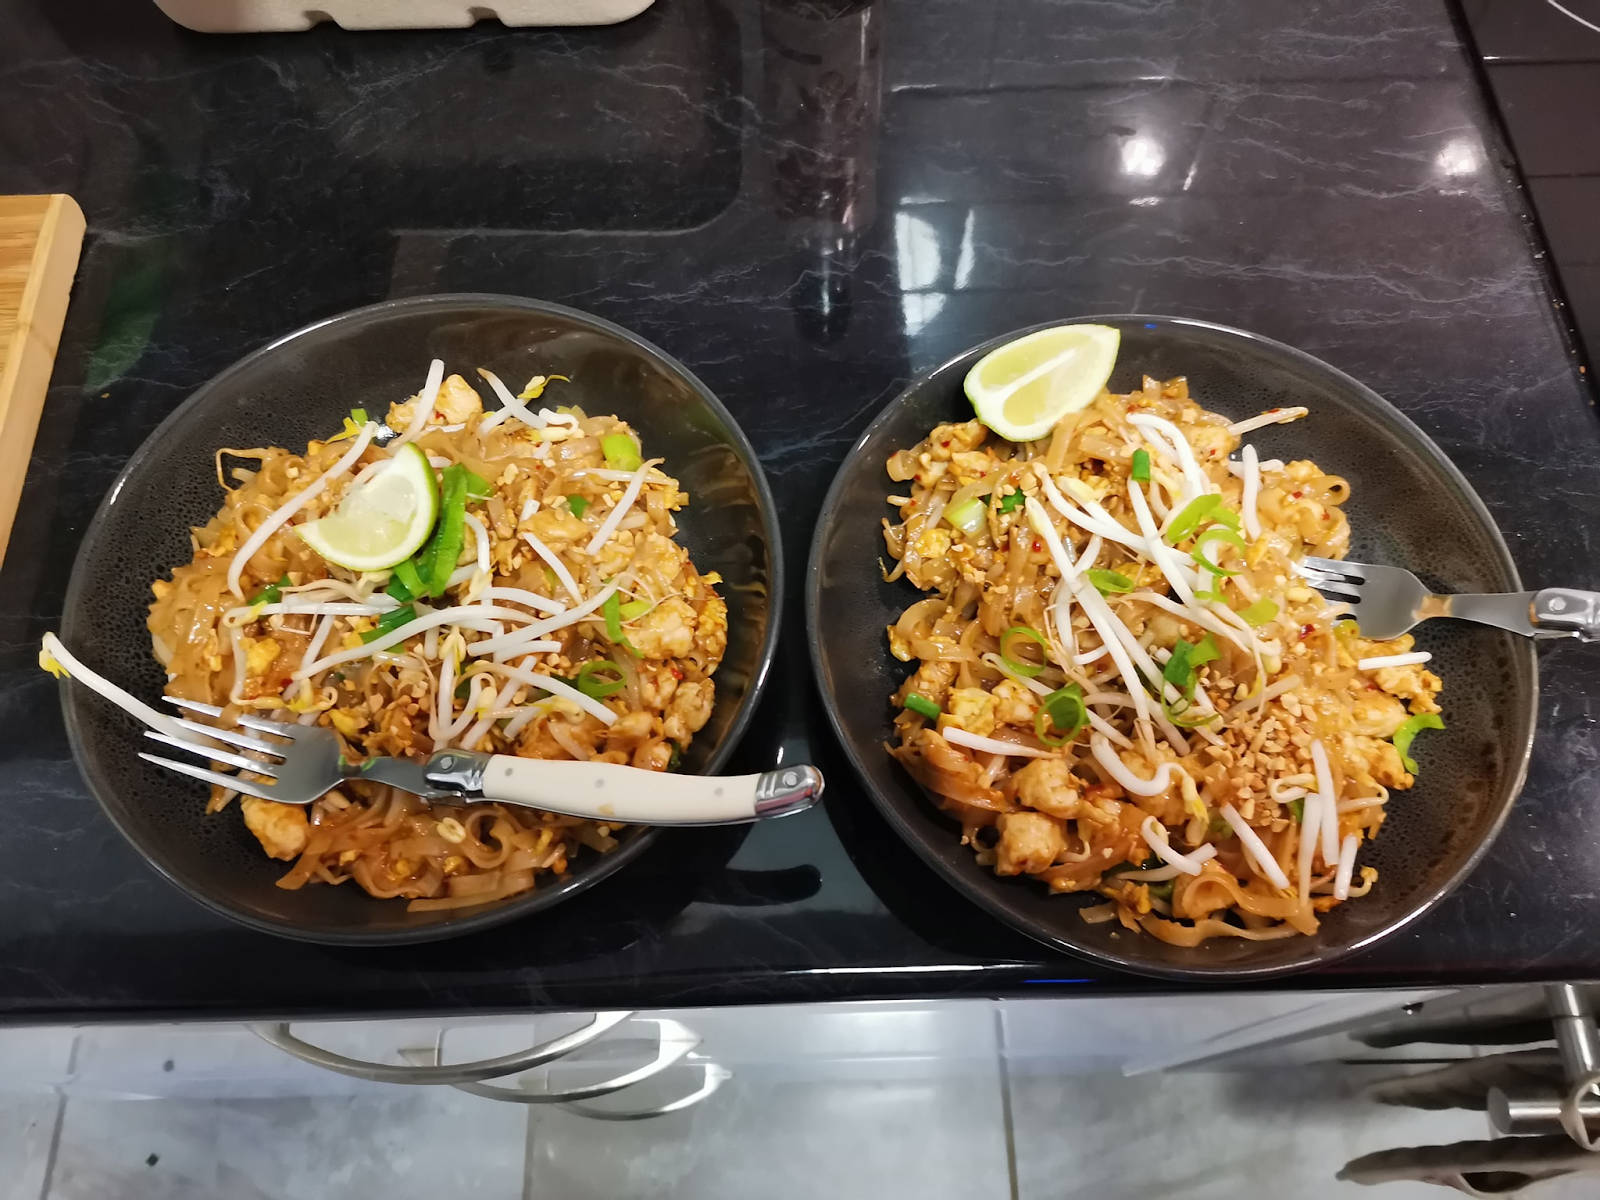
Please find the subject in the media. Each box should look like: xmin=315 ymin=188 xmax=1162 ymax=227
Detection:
xmin=992 ymin=679 xmax=1037 ymax=727
xmin=913 ymin=526 xmax=953 ymax=560
xmin=926 ymin=421 xmax=987 ymax=458
xmin=241 ymin=636 xmax=280 ymax=679
xmin=994 ymin=811 xmax=1067 ymax=875
xmin=631 ymin=596 xmax=696 ymax=659
xmin=942 ymin=687 xmax=997 ymax=738
xmin=663 ymin=680 xmax=713 ymax=745
xmin=327 ymin=707 xmax=368 ymax=739
xmin=241 ymin=797 xmax=309 ymax=861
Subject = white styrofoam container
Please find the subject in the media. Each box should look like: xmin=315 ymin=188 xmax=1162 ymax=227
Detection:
xmin=154 ymin=0 xmax=655 ymax=32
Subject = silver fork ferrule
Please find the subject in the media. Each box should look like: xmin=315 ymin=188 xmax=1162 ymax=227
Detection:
xmin=424 ymin=750 xmax=493 ymax=798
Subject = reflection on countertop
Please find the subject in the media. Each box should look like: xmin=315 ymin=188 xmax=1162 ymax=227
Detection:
xmin=0 ymin=0 xmax=1598 ymax=1021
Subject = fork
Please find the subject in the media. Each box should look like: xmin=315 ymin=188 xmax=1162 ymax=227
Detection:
xmin=1293 ymin=556 xmax=1600 ymax=642
xmin=139 ymin=698 xmax=824 ymax=826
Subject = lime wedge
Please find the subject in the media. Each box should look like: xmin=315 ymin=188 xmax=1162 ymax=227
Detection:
xmin=297 ymin=443 xmax=439 ymax=571
xmin=964 ymin=324 xmax=1121 ymax=441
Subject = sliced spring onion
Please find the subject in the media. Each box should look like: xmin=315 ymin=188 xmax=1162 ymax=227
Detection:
xmin=619 ymin=599 xmax=650 ymax=620
xmin=350 ymin=407 xmax=369 ymax=426
xmin=668 ymin=743 xmax=683 ymax=770
xmin=1192 ymin=526 xmax=1246 ymax=576
xmin=1392 ymin=712 xmax=1445 ymax=773
xmin=602 ymin=589 xmax=625 ymax=644
xmin=1086 ymin=568 xmax=1134 ymax=595
xmin=385 ymin=573 xmax=415 ymax=604
xmin=1162 ymin=635 xmax=1220 ymax=698
xmin=1130 ymin=448 xmax=1151 ymax=483
xmin=248 ymin=574 xmax=292 ymax=606
xmin=1163 ymin=494 xmax=1223 ymax=543
xmin=943 ymin=496 xmax=987 ymax=537
xmin=904 ymin=692 xmax=940 ymax=720
xmin=392 ymin=558 xmax=426 ymax=599
xmin=997 ymin=491 xmax=1025 ymax=514
xmin=1164 ymin=700 xmax=1221 ymax=729
xmin=462 ymin=467 xmax=492 ymax=499
xmin=568 ymin=494 xmax=590 ymax=518
xmin=1288 ymin=797 xmax=1305 ymax=822
xmin=999 ymin=625 xmax=1049 ymax=677
xmin=575 ymin=660 xmax=626 ymax=700
xmin=361 ymin=603 xmax=417 ymax=643
xmin=1034 ymin=683 xmax=1087 ymax=746
xmin=417 ymin=465 xmax=469 ymax=596
xmin=1238 ymin=597 xmax=1279 ymax=626
xmin=1147 ymin=880 xmax=1174 ymax=902
xmin=601 ymin=433 xmax=643 ymax=472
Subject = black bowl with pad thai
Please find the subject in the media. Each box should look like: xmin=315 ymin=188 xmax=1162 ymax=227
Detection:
xmin=60 ymin=295 xmax=781 ymax=944
xmin=808 ymin=315 xmax=1534 ymax=979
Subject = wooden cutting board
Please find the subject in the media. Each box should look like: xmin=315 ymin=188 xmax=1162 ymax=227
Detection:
xmin=0 ymin=194 xmax=85 ymax=565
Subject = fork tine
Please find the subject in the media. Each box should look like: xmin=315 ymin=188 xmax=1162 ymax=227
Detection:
xmin=1299 ymin=579 xmax=1363 ymax=604
xmin=1298 ymin=574 xmax=1365 ymax=605
xmin=164 ymin=696 xmax=224 ymax=718
xmin=233 ymin=713 xmax=303 ymax=739
xmin=138 ymin=752 xmax=278 ymax=800
xmin=1291 ymin=562 xmax=1342 ymax=585
xmin=1301 ymin=555 xmax=1366 ymax=580
xmin=169 ymin=715 xmax=287 ymax=757
xmin=144 ymin=730 xmax=280 ymax=777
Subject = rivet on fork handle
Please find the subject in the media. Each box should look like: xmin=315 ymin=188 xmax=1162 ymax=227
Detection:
xmin=1534 ymin=588 xmax=1600 ymax=642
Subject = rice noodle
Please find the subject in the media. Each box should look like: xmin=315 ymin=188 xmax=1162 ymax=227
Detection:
xmin=225 ymin=421 xmax=377 ymax=598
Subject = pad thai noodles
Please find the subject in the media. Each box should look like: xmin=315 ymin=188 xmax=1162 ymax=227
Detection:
xmin=46 ymin=362 xmax=726 ymax=911
xmin=882 ymin=375 xmax=1443 ymax=945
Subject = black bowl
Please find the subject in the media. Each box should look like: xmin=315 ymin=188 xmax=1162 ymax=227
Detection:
xmin=61 ymin=294 xmax=782 ymax=944
xmin=808 ymin=315 xmax=1536 ymax=980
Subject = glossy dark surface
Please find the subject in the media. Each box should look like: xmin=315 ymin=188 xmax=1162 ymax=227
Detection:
xmin=2 ymin=0 xmax=1599 ymax=1021
xmin=809 ymin=317 xmax=1537 ymax=980
xmin=1459 ymin=0 xmax=1600 ymax=385
xmin=60 ymin=295 xmax=781 ymax=944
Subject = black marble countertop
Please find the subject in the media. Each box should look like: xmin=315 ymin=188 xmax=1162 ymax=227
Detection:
xmin=2 ymin=0 xmax=1598 ymax=1024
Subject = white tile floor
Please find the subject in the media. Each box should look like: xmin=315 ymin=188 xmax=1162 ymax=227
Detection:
xmin=4 ymin=1017 xmax=1599 ymax=1199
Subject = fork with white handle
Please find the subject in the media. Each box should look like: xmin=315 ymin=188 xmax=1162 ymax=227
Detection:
xmin=139 ymin=698 xmax=824 ymax=826
xmin=1294 ymin=556 xmax=1600 ymax=642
